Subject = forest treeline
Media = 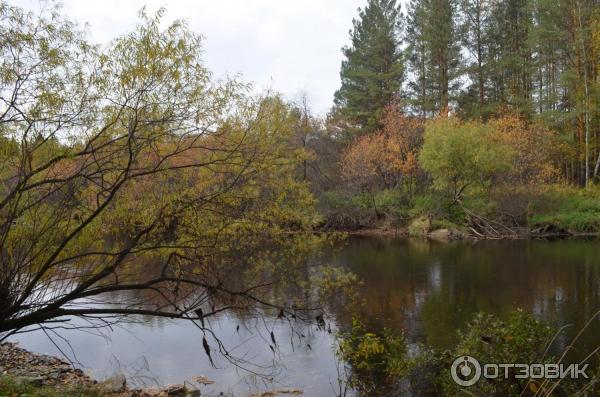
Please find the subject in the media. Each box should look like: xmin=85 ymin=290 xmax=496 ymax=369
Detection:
xmin=298 ymin=0 xmax=600 ymax=237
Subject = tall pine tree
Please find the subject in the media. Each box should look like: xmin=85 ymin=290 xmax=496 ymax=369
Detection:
xmin=489 ymin=0 xmax=534 ymax=115
xmin=406 ymin=0 xmax=461 ymax=117
xmin=333 ymin=0 xmax=404 ymax=133
xmin=456 ymin=0 xmax=495 ymax=118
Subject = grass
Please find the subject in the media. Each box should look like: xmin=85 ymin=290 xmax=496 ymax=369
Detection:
xmin=407 ymin=216 xmax=430 ymax=237
xmin=529 ymin=185 xmax=600 ymax=233
xmin=0 ymin=376 xmax=110 ymax=397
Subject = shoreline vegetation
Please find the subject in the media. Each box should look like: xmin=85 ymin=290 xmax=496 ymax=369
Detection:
xmin=339 ymin=211 xmax=600 ymax=240
xmin=323 ymin=186 xmax=600 ymax=241
xmin=5 ymin=307 xmax=598 ymax=397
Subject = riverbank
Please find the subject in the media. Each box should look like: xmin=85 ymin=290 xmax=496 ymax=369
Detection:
xmin=318 ymin=185 xmax=600 ymax=241
xmin=344 ymin=224 xmax=600 ymax=241
xmin=0 ymin=342 xmax=202 ymax=397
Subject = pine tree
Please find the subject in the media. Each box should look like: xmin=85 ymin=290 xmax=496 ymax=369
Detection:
xmin=456 ymin=0 xmax=495 ymax=118
xmin=529 ymin=0 xmax=566 ymax=117
xmin=333 ymin=0 xmax=404 ymax=133
xmin=487 ymin=0 xmax=534 ymax=115
xmin=406 ymin=0 xmax=435 ymax=117
xmin=406 ymin=0 xmax=461 ymax=117
xmin=526 ymin=0 xmax=599 ymax=185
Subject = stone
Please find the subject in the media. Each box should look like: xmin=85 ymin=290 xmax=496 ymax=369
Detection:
xmin=164 ymin=384 xmax=186 ymax=396
xmin=99 ymin=374 xmax=127 ymax=393
xmin=191 ymin=375 xmax=215 ymax=385
xmin=130 ymin=389 xmax=167 ymax=397
xmin=19 ymin=375 xmax=45 ymax=386
xmin=428 ymin=228 xmax=464 ymax=242
xmin=0 ymin=342 xmax=207 ymax=397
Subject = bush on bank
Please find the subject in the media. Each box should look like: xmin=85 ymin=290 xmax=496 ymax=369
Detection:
xmin=319 ymin=184 xmax=600 ymax=237
xmin=336 ymin=309 xmax=598 ymax=396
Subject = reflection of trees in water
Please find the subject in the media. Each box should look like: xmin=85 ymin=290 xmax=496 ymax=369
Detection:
xmin=332 ymin=237 xmax=600 ymax=359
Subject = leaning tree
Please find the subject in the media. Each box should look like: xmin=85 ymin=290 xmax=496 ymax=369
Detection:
xmin=0 ymin=3 xmax=349 ymax=369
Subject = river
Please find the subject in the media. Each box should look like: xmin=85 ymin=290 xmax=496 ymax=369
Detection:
xmin=10 ymin=236 xmax=600 ymax=396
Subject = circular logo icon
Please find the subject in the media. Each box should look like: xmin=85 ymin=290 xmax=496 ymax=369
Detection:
xmin=451 ymin=356 xmax=481 ymax=387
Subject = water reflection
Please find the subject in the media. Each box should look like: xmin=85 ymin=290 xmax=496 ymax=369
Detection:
xmin=12 ymin=313 xmax=339 ymax=396
xmin=335 ymin=237 xmax=600 ymax=357
xmin=11 ymin=237 xmax=600 ymax=395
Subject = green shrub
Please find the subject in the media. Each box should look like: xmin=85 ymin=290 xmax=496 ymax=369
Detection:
xmin=336 ymin=310 xmax=598 ymax=396
xmin=437 ymin=309 xmax=555 ymax=396
xmin=409 ymin=194 xmax=441 ymax=218
xmin=318 ymin=188 xmax=411 ymax=229
xmin=318 ymin=189 xmax=356 ymax=211
xmin=336 ymin=318 xmax=409 ymax=396
xmin=372 ymin=189 xmax=410 ymax=217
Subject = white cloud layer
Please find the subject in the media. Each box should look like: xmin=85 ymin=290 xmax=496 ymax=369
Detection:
xmin=14 ymin=0 xmax=379 ymax=115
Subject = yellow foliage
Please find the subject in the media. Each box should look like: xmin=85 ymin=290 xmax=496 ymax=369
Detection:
xmin=487 ymin=115 xmax=563 ymax=185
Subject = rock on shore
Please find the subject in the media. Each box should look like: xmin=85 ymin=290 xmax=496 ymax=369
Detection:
xmin=0 ymin=342 xmax=201 ymax=396
xmin=0 ymin=341 xmax=95 ymax=388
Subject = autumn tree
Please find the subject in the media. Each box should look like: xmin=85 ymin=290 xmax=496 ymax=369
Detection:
xmin=378 ymin=104 xmax=425 ymax=194
xmin=419 ymin=117 xmax=514 ymax=203
xmin=0 ymin=4 xmax=337 ymax=367
xmin=488 ymin=115 xmax=564 ymax=185
xmin=340 ymin=105 xmax=424 ymax=196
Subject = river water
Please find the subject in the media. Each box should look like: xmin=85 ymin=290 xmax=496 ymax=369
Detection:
xmin=10 ymin=237 xmax=600 ymax=396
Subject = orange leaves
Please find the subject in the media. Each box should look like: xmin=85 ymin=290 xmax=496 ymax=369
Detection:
xmin=341 ymin=132 xmax=388 ymax=189
xmin=341 ymin=104 xmax=565 ymax=196
xmin=340 ymin=105 xmax=424 ymax=191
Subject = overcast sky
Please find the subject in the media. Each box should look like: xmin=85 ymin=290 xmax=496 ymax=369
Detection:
xmin=14 ymin=0 xmax=391 ymax=116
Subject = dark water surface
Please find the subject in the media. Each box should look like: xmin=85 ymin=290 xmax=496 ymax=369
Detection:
xmin=11 ymin=237 xmax=600 ymax=396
